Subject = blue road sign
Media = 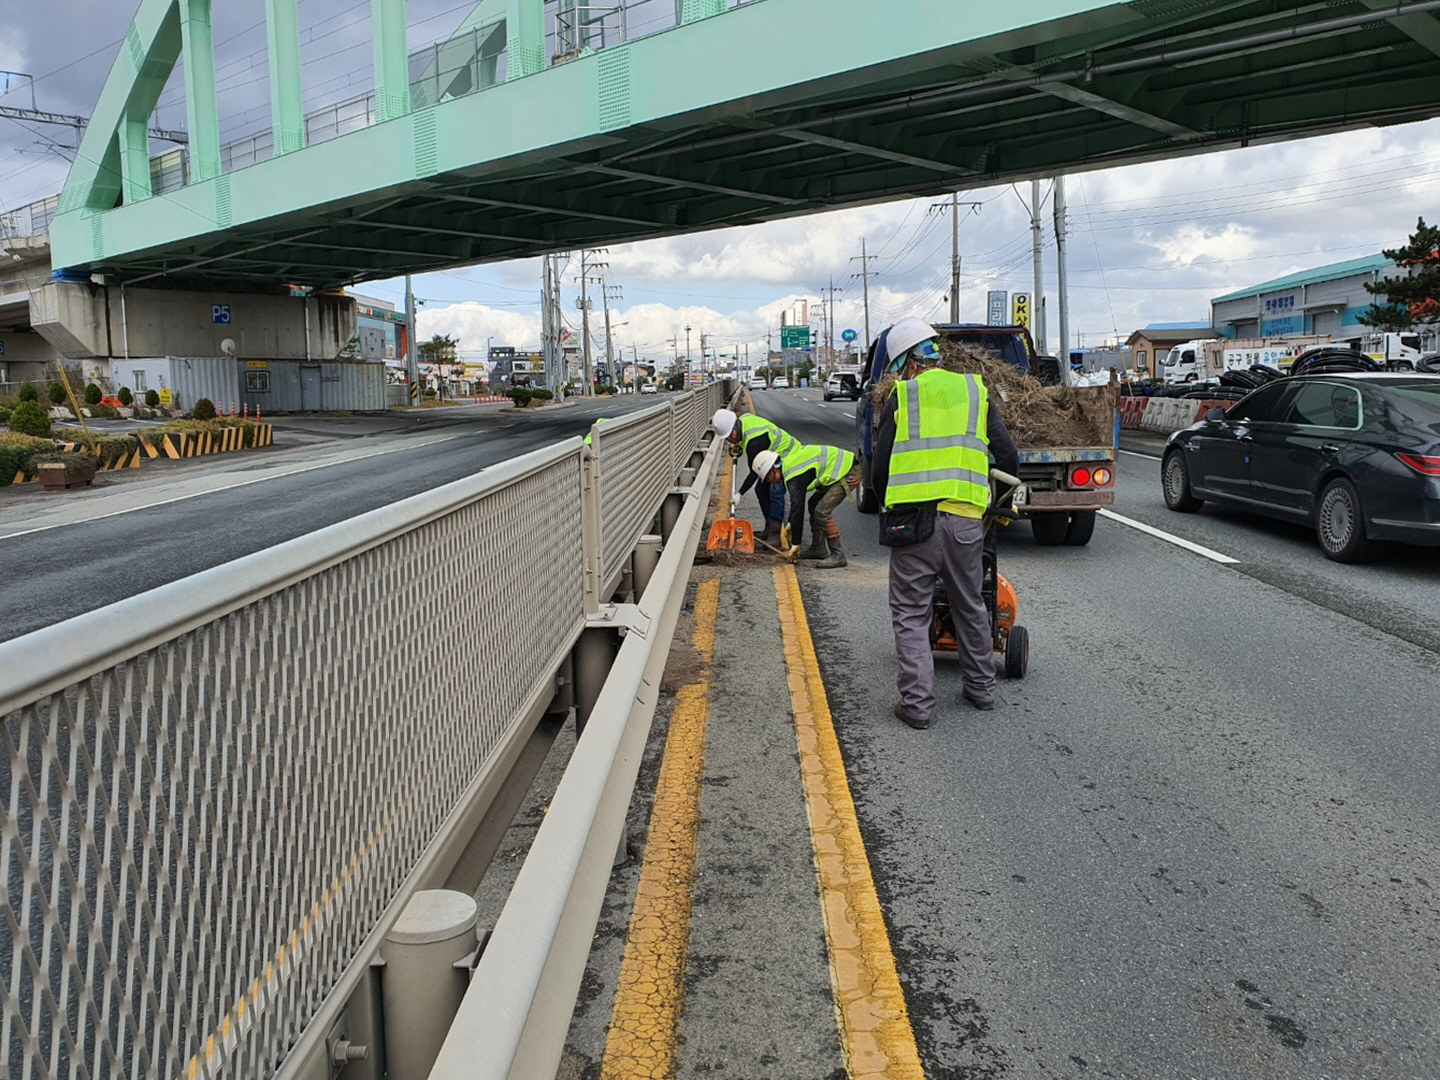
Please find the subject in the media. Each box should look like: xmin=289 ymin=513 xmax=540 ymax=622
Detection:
xmin=841 ymin=328 xmax=857 ymax=342
xmin=212 ymin=304 xmax=231 ymax=324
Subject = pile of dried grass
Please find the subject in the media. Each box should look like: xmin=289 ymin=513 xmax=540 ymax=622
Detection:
xmin=871 ymin=341 xmax=1114 ymax=449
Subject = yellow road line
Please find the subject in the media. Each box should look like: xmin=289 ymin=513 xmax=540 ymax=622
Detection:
xmin=774 ymin=564 xmax=925 ymax=1080
xmin=600 ymin=577 xmax=721 ymax=1079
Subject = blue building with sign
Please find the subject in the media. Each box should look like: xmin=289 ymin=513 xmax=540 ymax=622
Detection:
xmin=1209 ymin=254 xmax=1392 ymax=340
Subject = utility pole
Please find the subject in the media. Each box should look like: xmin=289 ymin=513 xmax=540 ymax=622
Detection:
xmin=404 ymin=274 xmax=418 ymax=403
xmin=603 ymin=283 xmax=622 ymax=388
xmin=1054 ymin=175 xmax=1071 ymax=385
xmin=685 ymin=324 xmax=693 ymax=367
xmin=1031 ymin=181 xmax=1047 ymax=355
xmin=577 ymin=249 xmax=607 ymax=395
xmin=927 ymin=195 xmax=983 ymax=324
xmin=541 ymin=256 xmax=553 ymax=388
xmin=850 ymin=239 xmax=877 ymax=347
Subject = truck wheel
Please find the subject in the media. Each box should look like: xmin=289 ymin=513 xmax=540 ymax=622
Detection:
xmin=1063 ymin=510 xmax=1096 ymax=546
xmin=855 ymin=474 xmax=879 ymax=514
xmin=1031 ymin=513 xmax=1068 ymax=545
xmin=1005 ymin=626 xmax=1029 ymax=679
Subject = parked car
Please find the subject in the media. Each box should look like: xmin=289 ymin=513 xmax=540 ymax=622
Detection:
xmin=1161 ymin=373 xmax=1440 ymax=561
xmin=772 ymin=375 xmax=791 ymax=389
xmin=748 ymin=376 xmax=767 ymax=391
xmin=824 ymin=372 xmax=860 ymax=401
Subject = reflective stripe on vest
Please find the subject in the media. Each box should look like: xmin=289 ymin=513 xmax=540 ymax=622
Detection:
xmin=781 ymin=443 xmax=856 ymax=489
xmin=886 ymin=369 xmax=991 ymax=509
xmin=738 ymin=414 xmax=800 ymax=459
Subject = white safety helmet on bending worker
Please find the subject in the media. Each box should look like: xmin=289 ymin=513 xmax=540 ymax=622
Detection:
xmin=711 ymin=408 xmax=738 ymax=440
xmin=738 ymin=449 xmax=780 ymax=494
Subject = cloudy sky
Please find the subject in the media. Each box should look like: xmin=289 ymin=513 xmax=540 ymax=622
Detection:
xmin=4 ymin=0 xmax=1440 ymax=366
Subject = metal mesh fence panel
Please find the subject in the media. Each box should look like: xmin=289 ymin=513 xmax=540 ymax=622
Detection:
xmin=1 ymin=456 xmax=585 ymax=1080
xmin=596 ymin=408 xmax=676 ymax=587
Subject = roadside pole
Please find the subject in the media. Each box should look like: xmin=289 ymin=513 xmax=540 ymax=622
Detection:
xmin=1053 ymin=176 xmax=1070 ymax=386
xmin=405 ymin=274 xmax=418 ymax=403
xmin=1031 ymin=180 xmax=1047 ymax=355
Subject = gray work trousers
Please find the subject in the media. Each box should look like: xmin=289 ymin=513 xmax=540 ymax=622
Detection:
xmin=888 ymin=511 xmax=995 ymax=721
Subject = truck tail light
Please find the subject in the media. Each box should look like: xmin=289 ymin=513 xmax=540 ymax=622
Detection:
xmin=1068 ymin=465 xmax=1113 ymax=488
xmin=1396 ymin=452 xmax=1440 ymax=476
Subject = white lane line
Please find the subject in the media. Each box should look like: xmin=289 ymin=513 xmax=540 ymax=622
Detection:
xmin=0 ymin=434 xmax=464 ymax=541
xmin=1119 ymin=448 xmax=1161 ymax=461
xmin=1098 ymin=508 xmax=1239 ymax=565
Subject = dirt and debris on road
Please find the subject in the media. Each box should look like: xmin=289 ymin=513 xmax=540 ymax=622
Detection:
xmin=871 ymin=342 xmax=1115 ymax=449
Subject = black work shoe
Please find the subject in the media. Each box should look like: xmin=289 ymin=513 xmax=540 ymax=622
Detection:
xmin=894 ymin=703 xmax=931 ymax=729
xmin=962 ymin=692 xmax=995 ymax=711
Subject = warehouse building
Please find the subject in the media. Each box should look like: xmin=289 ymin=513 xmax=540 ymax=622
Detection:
xmin=1210 ymin=254 xmax=1409 ymax=341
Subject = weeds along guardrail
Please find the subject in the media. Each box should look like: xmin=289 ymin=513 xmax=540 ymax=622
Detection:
xmin=0 ymin=382 xmax=727 ymax=1080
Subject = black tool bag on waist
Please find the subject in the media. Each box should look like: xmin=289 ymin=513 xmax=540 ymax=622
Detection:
xmin=878 ymin=502 xmax=937 ymax=547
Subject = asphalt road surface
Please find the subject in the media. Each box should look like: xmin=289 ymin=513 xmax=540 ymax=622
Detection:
xmin=0 ymin=395 xmax=653 ymax=642
xmin=566 ymin=387 xmax=1440 ymax=1079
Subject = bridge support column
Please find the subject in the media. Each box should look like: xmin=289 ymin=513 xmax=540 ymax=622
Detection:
xmin=506 ymin=0 xmax=545 ymax=78
xmin=266 ymin=0 xmax=306 ymax=154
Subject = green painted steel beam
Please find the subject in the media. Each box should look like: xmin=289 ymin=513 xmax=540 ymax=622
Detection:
xmin=266 ymin=0 xmax=305 ymax=155
xmin=180 ymin=0 xmax=221 ymax=181
xmin=53 ymin=0 xmax=1440 ymax=284
xmin=372 ymin=0 xmax=411 ymax=122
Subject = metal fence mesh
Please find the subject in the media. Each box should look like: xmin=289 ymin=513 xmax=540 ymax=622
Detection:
xmin=2 ymin=455 xmax=589 ymax=1080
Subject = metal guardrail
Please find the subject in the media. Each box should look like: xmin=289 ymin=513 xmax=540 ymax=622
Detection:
xmin=0 ymin=383 xmax=725 ymax=1080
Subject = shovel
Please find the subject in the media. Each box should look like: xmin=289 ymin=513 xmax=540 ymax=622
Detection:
xmin=705 ymin=452 xmax=755 ymax=553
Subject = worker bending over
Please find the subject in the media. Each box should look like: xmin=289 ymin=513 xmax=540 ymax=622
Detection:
xmin=872 ymin=318 xmax=1019 ymax=729
xmin=711 ymin=407 xmax=797 ymax=547
xmin=742 ymin=444 xmax=859 ymax=569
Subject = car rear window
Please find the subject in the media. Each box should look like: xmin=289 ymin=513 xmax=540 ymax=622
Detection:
xmin=1383 ymin=384 xmax=1440 ymax=434
xmin=943 ymin=331 xmax=1032 ymax=372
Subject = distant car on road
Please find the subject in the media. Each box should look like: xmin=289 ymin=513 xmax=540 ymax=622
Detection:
xmin=1162 ymin=373 xmax=1440 ymax=561
xmin=824 ymin=372 xmax=860 ymax=401
xmin=772 ymin=375 xmax=791 ymax=389
xmin=641 ymin=383 xmax=657 ymax=394
xmin=748 ymin=376 xmax=767 ymax=391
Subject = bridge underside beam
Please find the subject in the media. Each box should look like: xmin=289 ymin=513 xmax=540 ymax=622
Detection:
xmin=53 ymin=0 xmax=1440 ymax=288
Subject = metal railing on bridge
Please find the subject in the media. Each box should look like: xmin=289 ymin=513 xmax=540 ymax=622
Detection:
xmin=0 ymin=383 xmax=726 ymax=1080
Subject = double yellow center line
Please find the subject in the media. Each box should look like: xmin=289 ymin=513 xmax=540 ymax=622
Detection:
xmin=600 ymin=568 xmax=923 ymax=1078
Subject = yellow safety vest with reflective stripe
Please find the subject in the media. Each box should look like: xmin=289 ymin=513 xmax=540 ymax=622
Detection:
xmin=737 ymin=414 xmax=800 ymax=459
xmin=582 ymin=417 xmax=610 ymax=446
xmin=885 ymin=369 xmax=991 ymax=511
xmin=781 ymin=443 xmax=856 ymax=491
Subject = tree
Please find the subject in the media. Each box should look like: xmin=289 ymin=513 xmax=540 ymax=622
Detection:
xmin=1359 ymin=217 xmax=1440 ymax=331
xmin=663 ymin=359 xmax=687 ymax=392
xmin=417 ymin=334 xmax=459 ymax=362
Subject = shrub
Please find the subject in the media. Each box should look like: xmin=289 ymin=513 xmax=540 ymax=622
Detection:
xmin=117 ymin=386 xmax=134 ymax=406
xmin=145 ymin=388 xmax=160 ymax=407
xmin=83 ymin=383 xmax=103 ymax=405
xmin=0 ymin=407 xmax=8 ymax=424
xmin=507 ymin=388 xmax=532 ymax=407
xmin=18 ymin=382 xmax=38 ymax=403
xmin=0 ymin=433 xmax=55 ymax=483
xmin=48 ymin=382 xmax=68 ymax=405
xmin=89 ymin=403 xmax=118 ymax=419
xmin=530 ymin=388 xmax=554 ymax=401
xmin=31 ymin=449 xmax=99 ymax=470
xmin=8 ymin=399 xmax=51 ymax=438
xmin=192 ymin=397 xmax=218 ymax=421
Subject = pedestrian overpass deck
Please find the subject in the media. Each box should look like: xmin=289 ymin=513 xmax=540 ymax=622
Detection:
xmin=51 ymin=0 xmax=1440 ymax=288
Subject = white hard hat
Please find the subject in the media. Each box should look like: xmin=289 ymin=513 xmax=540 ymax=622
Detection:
xmin=884 ymin=318 xmax=940 ymax=368
xmin=752 ymin=450 xmax=778 ymax=477
xmin=712 ymin=408 xmax=737 ymax=438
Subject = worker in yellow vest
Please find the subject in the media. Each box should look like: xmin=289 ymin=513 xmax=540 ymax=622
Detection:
xmin=712 ymin=408 xmax=798 ymax=546
xmin=872 ymin=319 xmax=1019 ymax=729
xmin=743 ymin=444 xmax=860 ymax=568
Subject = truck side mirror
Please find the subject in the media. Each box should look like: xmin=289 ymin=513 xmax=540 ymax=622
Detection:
xmin=1205 ymin=407 xmax=1228 ymax=423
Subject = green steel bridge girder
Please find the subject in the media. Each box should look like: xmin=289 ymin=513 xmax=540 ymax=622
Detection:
xmin=52 ymin=0 xmax=1440 ymax=288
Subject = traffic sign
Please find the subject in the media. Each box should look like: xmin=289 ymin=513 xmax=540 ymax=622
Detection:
xmin=780 ymin=326 xmax=810 ymax=349
xmin=212 ymin=304 xmax=231 ymax=324
xmin=841 ymin=328 xmax=857 ymax=343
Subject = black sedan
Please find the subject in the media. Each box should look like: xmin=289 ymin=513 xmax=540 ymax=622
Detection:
xmin=1161 ymin=374 xmax=1440 ymax=561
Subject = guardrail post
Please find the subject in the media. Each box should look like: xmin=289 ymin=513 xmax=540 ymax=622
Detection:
xmin=381 ymin=891 xmax=479 ymax=1080
xmin=580 ymin=443 xmax=604 ymax=617
xmin=574 ymin=627 xmax=618 ymax=735
xmin=632 ymin=534 xmax=662 ymax=598
xmin=660 ymin=492 xmax=684 ymax=541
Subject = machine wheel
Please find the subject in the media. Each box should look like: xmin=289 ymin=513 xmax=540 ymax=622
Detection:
xmin=1063 ymin=510 xmax=1096 ymax=546
xmin=1316 ymin=477 xmax=1370 ymax=563
xmin=1030 ymin=512 xmax=1068 ymax=545
xmin=1004 ymin=626 xmax=1029 ymax=679
xmin=1162 ymin=450 xmax=1204 ymax=512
